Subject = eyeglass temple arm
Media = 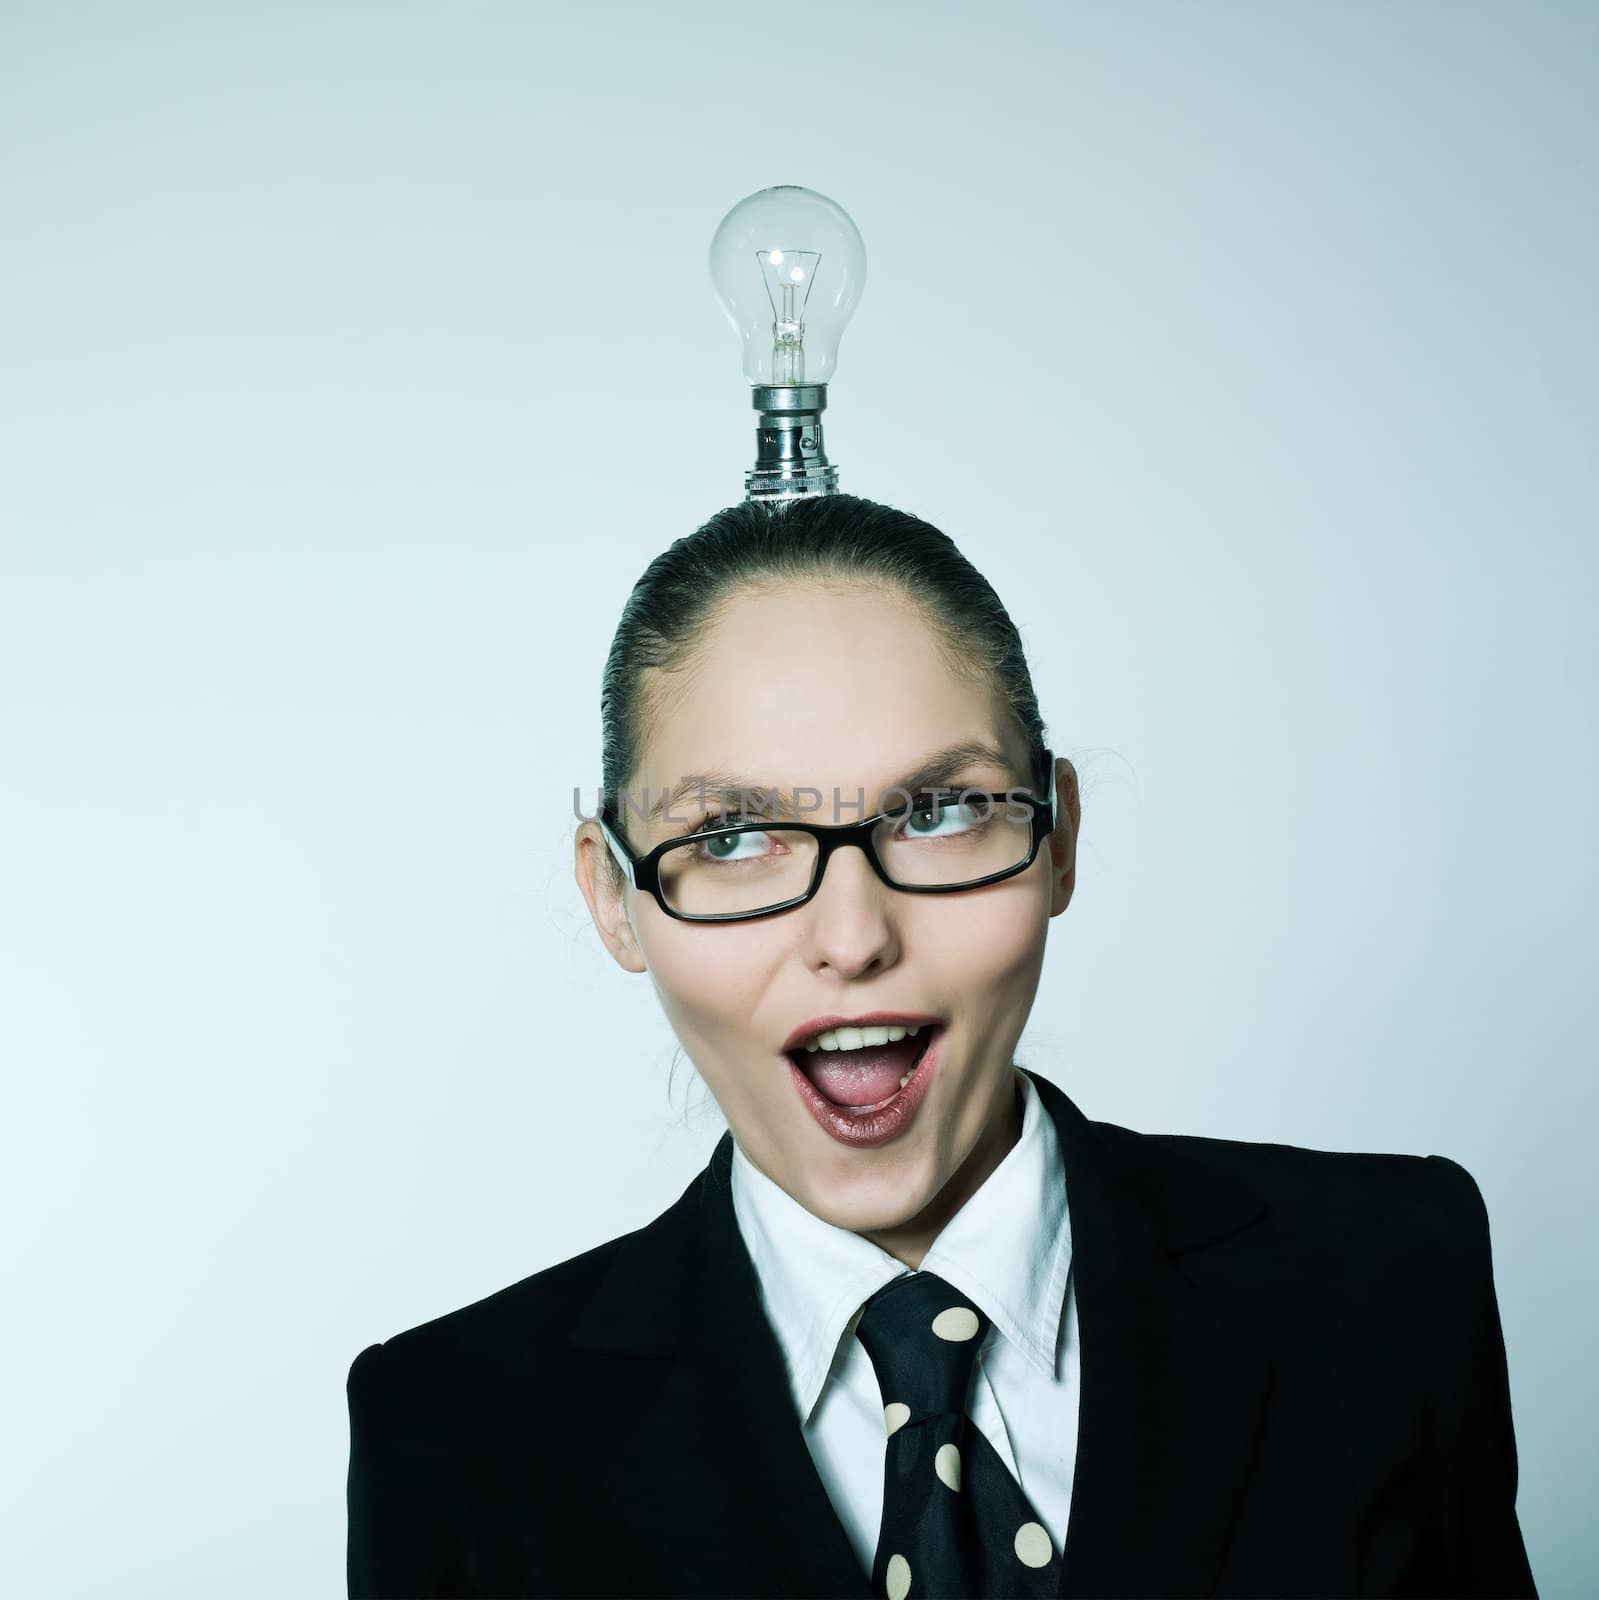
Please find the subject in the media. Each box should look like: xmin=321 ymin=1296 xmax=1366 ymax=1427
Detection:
xmin=1037 ymin=748 xmax=1057 ymax=827
xmin=597 ymin=813 xmax=638 ymax=886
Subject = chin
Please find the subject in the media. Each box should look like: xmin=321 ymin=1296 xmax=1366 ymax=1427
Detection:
xmin=797 ymin=1164 xmax=935 ymax=1233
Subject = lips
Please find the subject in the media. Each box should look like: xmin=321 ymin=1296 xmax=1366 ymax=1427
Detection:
xmin=787 ymin=1024 xmax=944 ymax=1148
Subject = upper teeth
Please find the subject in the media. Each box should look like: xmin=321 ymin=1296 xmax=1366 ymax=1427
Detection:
xmin=800 ymin=1023 xmax=924 ymax=1053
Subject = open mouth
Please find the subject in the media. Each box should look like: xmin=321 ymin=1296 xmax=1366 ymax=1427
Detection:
xmin=786 ymin=1024 xmax=942 ymax=1114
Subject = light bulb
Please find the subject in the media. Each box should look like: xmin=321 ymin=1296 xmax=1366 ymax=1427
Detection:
xmin=708 ymin=185 xmax=868 ymax=500
xmin=709 ymin=185 xmax=867 ymax=388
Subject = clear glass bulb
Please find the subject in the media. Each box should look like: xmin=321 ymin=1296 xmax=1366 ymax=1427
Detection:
xmin=708 ymin=185 xmax=867 ymax=388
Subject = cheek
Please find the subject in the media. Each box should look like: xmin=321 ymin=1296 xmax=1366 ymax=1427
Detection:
xmin=640 ymin=922 xmax=774 ymax=1045
xmin=909 ymin=888 xmax=1050 ymax=1042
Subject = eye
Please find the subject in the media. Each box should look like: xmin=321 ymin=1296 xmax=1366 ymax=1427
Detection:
xmin=691 ymin=812 xmax=782 ymax=864
xmin=899 ymin=795 xmax=994 ymax=837
xmin=701 ymin=826 xmax=770 ymax=861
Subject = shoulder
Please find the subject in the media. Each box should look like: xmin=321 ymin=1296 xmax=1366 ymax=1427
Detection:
xmin=343 ymin=1193 xmax=710 ymax=1595
xmin=1102 ymin=1110 xmax=1489 ymax=1226
xmin=1081 ymin=1114 xmax=1509 ymax=1425
xmin=1088 ymin=1112 xmax=1496 ymax=1292
xmin=346 ymin=1219 xmax=653 ymax=1434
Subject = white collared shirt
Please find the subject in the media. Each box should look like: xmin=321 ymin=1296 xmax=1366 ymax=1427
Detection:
xmin=729 ymin=1065 xmax=1080 ymax=1576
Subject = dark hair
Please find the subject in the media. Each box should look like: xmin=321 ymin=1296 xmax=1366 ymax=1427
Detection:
xmin=597 ymin=492 xmax=1052 ymax=888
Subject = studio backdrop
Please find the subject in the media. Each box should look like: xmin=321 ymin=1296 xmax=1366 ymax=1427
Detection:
xmin=1 ymin=3 xmax=1593 ymax=1596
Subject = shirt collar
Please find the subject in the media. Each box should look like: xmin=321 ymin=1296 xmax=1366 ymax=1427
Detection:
xmin=729 ymin=1066 xmax=1074 ymax=1426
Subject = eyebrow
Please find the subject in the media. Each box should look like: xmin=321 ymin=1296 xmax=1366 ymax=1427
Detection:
xmin=639 ymin=737 xmax=1026 ymax=826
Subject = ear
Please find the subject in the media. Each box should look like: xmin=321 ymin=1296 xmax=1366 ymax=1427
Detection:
xmin=1048 ymin=755 xmax=1080 ymax=918
xmin=574 ymin=823 xmax=648 ymax=973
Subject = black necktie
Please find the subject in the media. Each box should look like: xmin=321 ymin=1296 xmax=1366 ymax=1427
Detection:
xmin=854 ymin=1270 xmax=1063 ymax=1599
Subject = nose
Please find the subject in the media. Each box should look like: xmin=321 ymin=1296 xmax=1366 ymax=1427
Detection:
xmin=798 ymin=839 xmax=900 ymax=976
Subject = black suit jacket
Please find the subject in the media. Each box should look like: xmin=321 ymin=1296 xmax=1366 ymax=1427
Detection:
xmin=346 ymin=1068 xmax=1537 ymax=1598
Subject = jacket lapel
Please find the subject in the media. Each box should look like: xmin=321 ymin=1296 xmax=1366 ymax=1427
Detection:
xmin=1030 ymin=1070 xmax=1273 ymax=1598
xmin=569 ymin=1069 xmax=1272 ymax=1599
xmin=569 ymin=1148 xmax=870 ymax=1598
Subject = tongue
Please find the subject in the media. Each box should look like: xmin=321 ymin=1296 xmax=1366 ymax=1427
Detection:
xmin=799 ymin=1037 xmax=924 ymax=1106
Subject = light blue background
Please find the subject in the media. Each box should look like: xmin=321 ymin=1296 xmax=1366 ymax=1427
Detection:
xmin=2 ymin=2 xmax=1593 ymax=1593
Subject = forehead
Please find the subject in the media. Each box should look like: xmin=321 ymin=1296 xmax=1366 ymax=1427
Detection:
xmin=638 ymin=581 xmax=1014 ymax=791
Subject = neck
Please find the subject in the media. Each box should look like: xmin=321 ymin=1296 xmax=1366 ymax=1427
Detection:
xmin=861 ymin=1066 xmax=1024 ymax=1270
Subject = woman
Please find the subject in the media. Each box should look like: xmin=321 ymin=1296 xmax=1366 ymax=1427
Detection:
xmin=346 ymin=493 xmax=1536 ymax=1599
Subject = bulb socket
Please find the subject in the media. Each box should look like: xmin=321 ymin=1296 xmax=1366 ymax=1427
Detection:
xmin=745 ymin=384 xmax=838 ymax=500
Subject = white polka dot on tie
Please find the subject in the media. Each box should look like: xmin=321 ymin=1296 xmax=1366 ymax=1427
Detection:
xmin=930 ymin=1306 xmax=980 ymax=1341
xmin=886 ymin=1552 xmax=912 ymax=1599
xmin=934 ymin=1442 xmax=961 ymax=1490
xmin=884 ymin=1402 xmax=911 ymax=1436
xmin=1014 ymin=1520 xmax=1053 ymax=1568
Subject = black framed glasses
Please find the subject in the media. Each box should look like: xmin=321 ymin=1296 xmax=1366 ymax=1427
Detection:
xmin=597 ymin=750 xmax=1058 ymax=924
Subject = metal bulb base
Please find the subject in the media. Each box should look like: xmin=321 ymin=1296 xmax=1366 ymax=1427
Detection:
xmin=745 ymin=384 xmax=838 ymax=500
